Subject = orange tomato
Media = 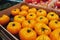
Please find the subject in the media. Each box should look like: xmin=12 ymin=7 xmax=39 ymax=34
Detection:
xmin=36 ymin=35 xmax=51 ymax=40
xmin=26 ymin=13 xmax=36 ymax=20
xmin=28 ymin=8 xmax=37 ymax=13
xmin=47 ymin=12 xmax=59 ymax=20
xmin=11 ymin=8 xmax=20 ymax=16
xmin=50 ymin=28 xmax=60 ymax=40
xmin=34 ymin=23 xmax=51 ymax=35
xmin=19 ymin=11 xmax=28 ymax=16
xmin=49 ymin=20 xmax=60 ymax=30
xmin=36 ymin=9 xmax=47 ymax=16
xmin=22 ymin=20 xmax=36 ymax=28
xmin=7 ymin=22 xmax=21 ymax=34
xmin=21 ymin=5 xmax=29 ymax=11
xmin=0 ymin=15 xmax=10 ymax=25
xmin=36 ymin=16 xmax=48 ymax=24
xmin=19 ymin=27 xmax=37 ymax=40
xmin=14 ymin=15 xmax=25 ymax=23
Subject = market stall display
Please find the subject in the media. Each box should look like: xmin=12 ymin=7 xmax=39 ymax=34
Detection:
xmin=0 ymin=2 xmax=60 ymax=40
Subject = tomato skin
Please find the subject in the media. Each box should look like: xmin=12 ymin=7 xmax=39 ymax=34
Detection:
xmin=25 ymin=0 xmax=32 ymax=3
xmin=55 ymin=1 xmax=60 ymax=8
xmin=35 ymin=0 xmax=40 ymax=3
xmin=25 ymin=0 xmax=40 ymax=3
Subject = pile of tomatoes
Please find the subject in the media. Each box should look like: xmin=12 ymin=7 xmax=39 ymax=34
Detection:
xmin=25 ymin=0 xmax=52 ymax=6
xmin=25 ymin=0 xmax=51 ymax=3
xmin=0 ymin=4 xmax=60 ymax=40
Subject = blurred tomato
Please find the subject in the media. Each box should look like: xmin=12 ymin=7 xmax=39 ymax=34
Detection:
xmin=25 ymin=0 xmax=32 ymax=3
xmin=25 ymin=0 xmax=40 ymax=3
xmin=55 ymin=0 xmax=60 ymax=8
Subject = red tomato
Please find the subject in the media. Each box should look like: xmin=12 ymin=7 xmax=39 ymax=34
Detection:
xmin=55 ymin=0 xmax=60 ymax=8
xmin=25 ymin=0 xmax=32 ymax=3
xmin=41 ymin=0 xmax=51 ymax=3
xmin=34 ymin=0 xmax=40 ymax=3
xmin=25 ymin=0 xmax=40 ymax=3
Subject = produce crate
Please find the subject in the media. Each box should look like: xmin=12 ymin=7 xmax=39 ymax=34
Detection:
xmin=0 ymin=25 xmax=19 ymax=40
xmin=0 ymin=2 xmax=60 ymax=40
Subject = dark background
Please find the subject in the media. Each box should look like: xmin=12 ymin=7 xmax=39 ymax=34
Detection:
xmin=0 ymin=0 xmax=21 ymax=11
